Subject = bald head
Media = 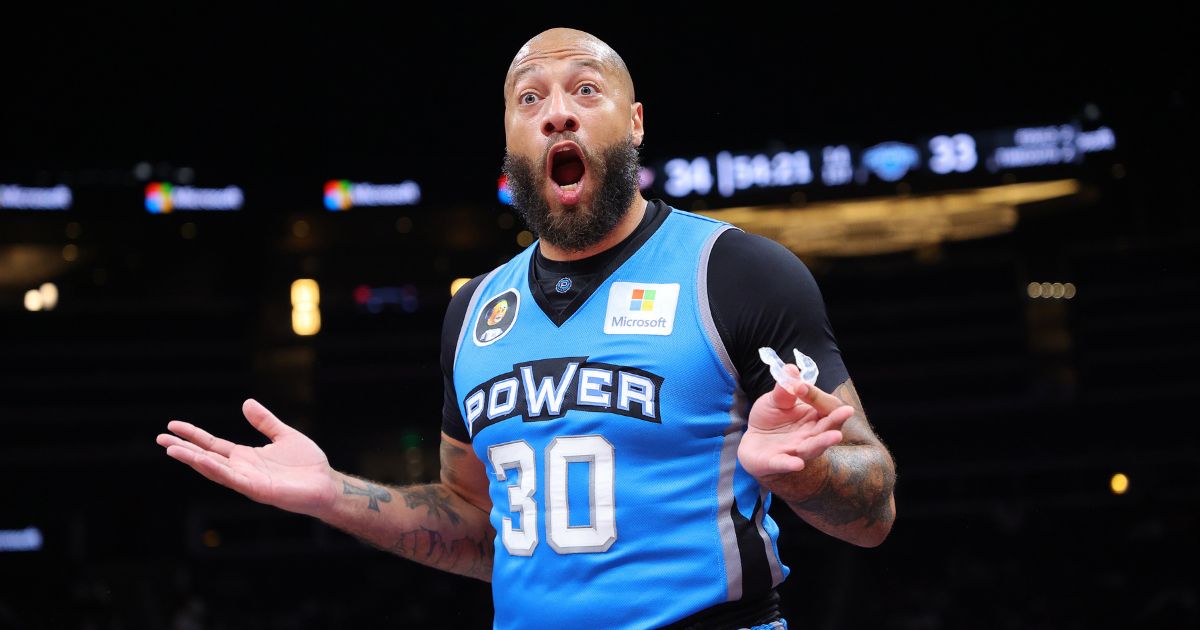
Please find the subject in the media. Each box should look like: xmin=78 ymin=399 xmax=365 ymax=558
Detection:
xmin=504 ymin=28 xmax=635 ymax=103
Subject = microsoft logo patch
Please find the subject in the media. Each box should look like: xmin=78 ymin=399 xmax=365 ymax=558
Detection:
xmin=629 ymin=288 xmax=656 ymax=312
xmin=605 ymin=282 xmax=679 ymax=336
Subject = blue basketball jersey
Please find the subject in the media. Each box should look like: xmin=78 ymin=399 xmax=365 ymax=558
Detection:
xmin=450 ymin=209 xmax=788 ymax=629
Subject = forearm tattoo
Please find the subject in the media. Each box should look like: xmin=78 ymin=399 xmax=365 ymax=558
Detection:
xmin=392 ymin=525 xmax=495 ymax=581
xmin=336 ymin=439 xmax=494 ymax=579
xmin=775 ymin=379 xmax=896 ymax=528
xmin=343 ymin=479 xmax=393 ymax=512
xmin=384 ymin=440 xmax=496 ymax=579
xmin=790 ymin=447 xmax=895 ymax=527
xmin=400 ymin=485 xmax=463 ymax=525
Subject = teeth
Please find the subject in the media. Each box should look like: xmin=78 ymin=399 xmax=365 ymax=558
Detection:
xmin=560 ymin=183 xmax=578 ymax=191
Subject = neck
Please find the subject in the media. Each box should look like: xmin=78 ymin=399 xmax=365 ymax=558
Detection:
xmin=537 ymin=195 xmax=648 ymax=262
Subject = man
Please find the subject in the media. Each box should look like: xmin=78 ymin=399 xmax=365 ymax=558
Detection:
xmin=157 ymin=28 xmax=896 ymax=629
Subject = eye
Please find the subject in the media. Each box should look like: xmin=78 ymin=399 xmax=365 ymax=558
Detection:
xmin=520 ymin=93 xmax=539 ymax=105
xmin=579 ymin=84 xmax=597 ymax=96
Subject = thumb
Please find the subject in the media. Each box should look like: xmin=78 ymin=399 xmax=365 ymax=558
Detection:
xmin=242 ymin=399 xmax=290 ymax=441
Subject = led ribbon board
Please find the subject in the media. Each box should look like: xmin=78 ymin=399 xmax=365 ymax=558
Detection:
xmin=650 ymin=122 xmax=1117 ymax=203
xmin=0 ymin=185 xmax=72 ymax=210
xmin=325 ymin=180 xmax=420 ymax=210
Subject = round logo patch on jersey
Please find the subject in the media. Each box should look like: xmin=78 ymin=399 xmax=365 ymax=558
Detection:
xmin=473 ymin=288 xmax=520 ymax=347
xmin=555 ymin=277 xmax=572 ymax=294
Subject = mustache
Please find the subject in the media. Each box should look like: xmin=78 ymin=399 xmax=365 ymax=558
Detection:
xmin=540 ymin=131 xmax=591 ymax=165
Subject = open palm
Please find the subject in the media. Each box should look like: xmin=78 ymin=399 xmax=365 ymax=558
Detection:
xmin=738 ymin=365 xmax=856 ymax=479
xmin=156 ymin=399 xmax=338 ymax=518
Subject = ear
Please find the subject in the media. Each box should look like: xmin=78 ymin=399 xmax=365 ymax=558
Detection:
xmin=630 ymin=102 xmax=645 ymax=147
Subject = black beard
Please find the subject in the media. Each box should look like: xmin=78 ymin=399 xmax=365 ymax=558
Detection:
xmin=502 ymin=134 xmax=640 ymax=254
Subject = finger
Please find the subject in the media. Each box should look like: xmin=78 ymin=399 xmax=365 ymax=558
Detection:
xmin=242 ymin=399 xmax=290 ymax=442
xmin=157 ymin=433 xmax=232 ymax=466
xmin=810 ymin=429 xmax=844 ymax=452
xmin=789 ymin=430 xmax=844 ymax=461
xmin=165 ymin=444 xmax=250 ymax=493
xmin=812 ymin=405 xmax=856 ymax=435
xmin=792 ymin=380 xmax=850 ymax=417
xmin=766 ymin=453 xmax=806 ymax=475
xmin=166 ymin=420 xmax=237 ymax=458
xmin=768 ymin=365 xmax=804 ymax=410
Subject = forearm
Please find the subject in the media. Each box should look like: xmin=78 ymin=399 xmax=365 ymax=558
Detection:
xmin=319 ymin=470 xmax=495 ymax=581
xmin=764 ymin=444 xmax=896 ymax=547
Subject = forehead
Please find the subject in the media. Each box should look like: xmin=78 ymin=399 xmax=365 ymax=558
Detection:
xmin=506 ymin=44 xmax=616 ymax=90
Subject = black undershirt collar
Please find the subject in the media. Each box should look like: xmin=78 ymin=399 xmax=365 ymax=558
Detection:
xmin=529 ymin=199 xmax=669 ymax=327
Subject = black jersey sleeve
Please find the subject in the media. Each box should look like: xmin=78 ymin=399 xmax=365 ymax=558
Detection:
xmin=707 ymin=229 xmax=850 ymax=402
xmin=440 ymin=273 xmax=489 ymax=443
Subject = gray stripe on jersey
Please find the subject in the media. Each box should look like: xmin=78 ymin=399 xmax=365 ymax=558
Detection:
xmin=697 ymin=224 xmax=739 ymax=380
xmin=755 ymin=487 xmax=786 ymax=586
xmin=453 ymin=268 xmax=501 ymax=371
xmin=718 ymin=391 xmax=749 ymax=601
xmin=699 ymin=223 xmax=748 ymax=601
xmin=453 ymin=268 xmax=502 ymax=436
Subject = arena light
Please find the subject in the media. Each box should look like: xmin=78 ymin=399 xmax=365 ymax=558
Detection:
xmin=1028 ymin=281 xmax=1076 ymax=300
xmin=0 ymin=527 xmax=43 ymax=552
xmin=24 ymin=290 xmax=43 ymax=312
xmin=38 ymin=283 xmax=58 ymax=310
xmin=23 ymin=283 xmax=58 ymax=312
xmin=291 ymin=279 xmax=321 ymax=336
xmin=700 ymin=180 xmax=1080 ymax=257
xmin=450 ymin=277 xmax=471 ymax=296
xmin=292 ymin=309 xmax=321 ymax=336
xmin=292 ymin=220 xmax=310 ymax=238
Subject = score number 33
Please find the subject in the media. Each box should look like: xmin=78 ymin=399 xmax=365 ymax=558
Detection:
xmin=487 ymin=435 xmax=616 ymax=555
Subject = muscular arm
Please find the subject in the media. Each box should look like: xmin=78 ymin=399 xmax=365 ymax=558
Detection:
xmin=319 ymin=434 xmax=495 ymax=581
xmin=759 ymin=379 xmax=896 ymax=547
xmin=321 ymin=271 xmax=497 ymax=578
xmin=708 ymin=229 xmax=894 ymax=546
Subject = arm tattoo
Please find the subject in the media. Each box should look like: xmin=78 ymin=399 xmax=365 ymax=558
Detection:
xmin=792 ymin=447 xmax=895 ymax=527
xmin=778 ymin=379 xmax=896 ymax=527
xmin=400 ymin=485 xmax=463 ymax=525
xmin=343 ymin=479 xmax=393 ymax=512
xmin=392 ymin=525 xmax=495 ymax=582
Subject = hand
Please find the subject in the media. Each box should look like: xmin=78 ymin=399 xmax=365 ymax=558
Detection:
xmin=156 ymin=399 xmax=338 ymax=518
xmin=738 ymin=364 xmax=856 ymax=479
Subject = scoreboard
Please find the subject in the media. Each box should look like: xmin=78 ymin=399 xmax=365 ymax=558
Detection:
xmin=649 ymin=122 xmax=1117 ymax=204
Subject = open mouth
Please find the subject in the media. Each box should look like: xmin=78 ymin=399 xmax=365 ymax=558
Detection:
xmin=547 ymin=142 xmax=587 ymax=198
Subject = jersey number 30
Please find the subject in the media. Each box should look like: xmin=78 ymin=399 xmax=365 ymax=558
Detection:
xmin=487 ymin=435 xmax=616 ymax=555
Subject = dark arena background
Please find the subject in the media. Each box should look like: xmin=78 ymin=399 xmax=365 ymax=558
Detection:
xmin=0 ymin=4 xmax=1196 ymax=629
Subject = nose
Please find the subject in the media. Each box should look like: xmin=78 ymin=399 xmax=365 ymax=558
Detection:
xmin=540 ymin=88 xmax=579 ymax=137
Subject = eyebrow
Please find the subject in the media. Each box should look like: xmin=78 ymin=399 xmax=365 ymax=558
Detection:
xmin=509 ymin=64 xmax=542 ymax=88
